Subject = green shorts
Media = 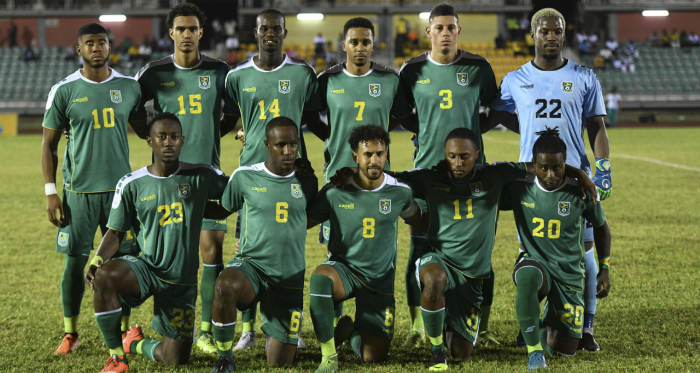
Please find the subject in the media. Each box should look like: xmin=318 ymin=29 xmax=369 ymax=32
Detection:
xmin=513 ymin=255 xmax=584 ymax=339
xmin=201 ymin=201 xmax=227 ymax=233
xmin=417 ymin=253 xmax=483 ymax=344
xmin=116 ymin=255 xmax=197 ymax=343
xmin=226 ymin=257 xmax=303 ymax=345
xmin=56 ymin=190 xmax=137 ymax=256
xmin=318 ymin=261 xmax=395 ymax=341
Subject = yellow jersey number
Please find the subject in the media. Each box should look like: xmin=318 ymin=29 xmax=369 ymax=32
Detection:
xmin=532 ymin=217 xmax=561 ymax=239
xmin=560 ymin=304 xmax=584 ymax=326
xmin=92 ymin=108 xmax=115 ymax=129
xmin=354 ymin=101 xmax=365 ymax=121
xmin=158 ymin=202 xmax=184 ymax=226
xmin=439 ymin=90 xmax=452 ymax=109
xmin=289 ymin=311 xmax=301 ymax=332
xmin=178 ymin=94 xmax=202 ymax=115
xmin=276 ymin=202 xmax=288 ymax=223
xmin=362 ymin=218 xmax=375 ymax=238
xmin=170 ymin=308 xmax=195 ymax=329
xmin=384 ymin=306 xmax=395 ymax=327
xmin=453 ymin=199 xmax=474 ymax=219
xmin=259 ymin=99 xmax=281 ymax=120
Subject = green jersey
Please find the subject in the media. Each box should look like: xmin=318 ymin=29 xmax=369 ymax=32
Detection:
xmin=396 ymin=163 xmax=527 ymax=278
xmin=399 ymin=51 xmax=499 ymax=168
xmin=317 ymin=62 xmax=412 ymax=183
xmin=224 ymin=55 xmax=323 ymax=167
xmin=502 ymin=175 xmax=606 ymax=290
xmin=132 ymin=54 xmax=230 ymax=169
xmin=107 ymin=162 xmax=228 ymax=285
xmin=43 ymin=69 xmax=141 ymax=193
xmin=307 ymin=174 xmax=415 ymax=295
xmin=221 ymin=162 xmax=318 ymax=288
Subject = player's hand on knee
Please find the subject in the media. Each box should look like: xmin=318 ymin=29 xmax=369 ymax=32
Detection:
xmin=592 ymin=158 xmax=612 ymax=200
xmin=331 ymin=167 xmax=356 ymax=188
xmin=84 ymin=256 xmax=103 ymax=290
xmin=595 ymin=268 xmax=611 ymax=298
xmin=294 ymin=158 xmax=315 ymax=177
xmin=46 ymin=194 xmax=64 ymax=227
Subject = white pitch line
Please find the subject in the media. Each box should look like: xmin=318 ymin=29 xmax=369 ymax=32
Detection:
xmin=483 ymin=135 xmax=700 ymax=173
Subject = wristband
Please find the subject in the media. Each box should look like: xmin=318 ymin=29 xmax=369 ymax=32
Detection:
xmin=90 ymin=255 xmax=104 ymax=267
xmin=45 ymin=183 xmax=58 ymax=196
xmin=600 ymin=256 xmax=610 ymax=270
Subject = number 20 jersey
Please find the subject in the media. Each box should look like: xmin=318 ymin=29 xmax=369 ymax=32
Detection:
xmin=489 ymin=60 xmax=606 ymax=175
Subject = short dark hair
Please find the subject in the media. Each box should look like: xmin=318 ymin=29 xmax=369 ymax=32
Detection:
xmin=348 ymin=124 xmax=391 ymax=152
xmin=429 ymin=4 xmax=459 ymax=23
xmin=148 ymin=112 xmax=181 ymax=136
xmin=167 ymin=3 xmax=206 ymax=29
xmin=444 ymin=128 xmax=479 ymax=149
xmin=257 ymin=8 xmax=286 ymax=27
xmin=77 ymin=23 xmax=108 ymax=42
xmin=532 ymin=126 xmax=567 ymax=160
xmin=265 ymin=116 xmax=298 ymax=139
xmin=344 ymin=17 xmax=375 ymax=38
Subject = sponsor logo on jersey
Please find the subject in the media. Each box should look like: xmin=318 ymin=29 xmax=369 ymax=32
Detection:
xmin=140 ymin=193 xmax=156 ymax=202
xmin=419 ymin=256 xmax=432 ymax=266
xmin=323 ymin=226 xmax=330 ymax=240
xmin=470 ymin=182 xmax=485 ymax=196
xmin=291 ymin=184 xmax=303 ymax=198
xmin=330 ymin=88 xmax=345 ymax=94
xmin=369 ymin=83 xmax=381 ymax=97
xmin=72 ymin=96 xmax=88 ymax=103
xmin=160 ymin=81 xmax=175 ymax=87
xmin=521 ymin=201 xmax=535 ymax=208
xmin=199 ymin=76 xmax=211 ymax=90
xmin=339 ymin=204 xmax=354 ymax=209
xmin=562 ymin=81 xmax=573 ymax=93
xmin=57 ymin=232 xmax=69 ymax=247
xmin=520 ymin=84 xmax=534 ymax=89
xmin=435 ymin=186 xmax=450 ymax=192
xmin=121 ymin=255 xmax=138 ymax=263
xmin=179 ymin=183 xmax=191 ymax=198
xmin=279 ymin=80 xmax=291 ymax=94
xmin=252 ymin=186 xmax=267 ymax=192
xmin=416 ymin=78 xmax=430 ymax=84
xmin=456 ymin=73 xmax=469 ymax=86
xmin=242 ymin=86 xmax=257 ymax=92
xmin=227 ymin=262 xmax=243 ymax=268
xmin=110 ymin=90 xmax=122 ymax=104
xmin=558 ymin=201 xmax=571 ymax=216
xmin=379 ymin=199 xmax=391 ymax=214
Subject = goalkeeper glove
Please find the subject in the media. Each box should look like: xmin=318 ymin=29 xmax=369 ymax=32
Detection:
xmin=592 ymin=158 xmax=612 ymax=200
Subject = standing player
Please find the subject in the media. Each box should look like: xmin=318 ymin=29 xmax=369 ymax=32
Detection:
xmin=307 ymin=125 xmax=424 ymax=373
xmin=41 ymin=22 xmax=143 ymax=355
xmin=501 ymin=127 xmax=611 ymax=369
xmin=224 ymin=8 xmax=323 ymax=350
xmin=129 ymin=3 xmax=235 ymax=353
xmin=313 ymin=16 xmax=412 ymax=324
xmin=487 ymin=8 xmax=612 ymax=351
xmin=397 ymin=3 xmax=507 ymax=346
xmin=204 ymin=117 xmax=318 ymax=372
xmin=85 ymin=113 xmax=229 ymax=373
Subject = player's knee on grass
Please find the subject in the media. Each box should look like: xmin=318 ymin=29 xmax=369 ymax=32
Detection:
xmin=359 ymin=331 xmax=390 ymax=363
xmin=199 ymin=230 xmax=225 ymax=264
xmin=445 ymin=328 xmax=474 ymax=360
xmin=264 ymin=335 xmax=296 ymax=366
xmin=547 ymin=327 xmax=579 ymax=356
xmin=419 ymin=263 xmax=447 ymax=303
xmin=157 ymin=337 xmax=192 ymax=365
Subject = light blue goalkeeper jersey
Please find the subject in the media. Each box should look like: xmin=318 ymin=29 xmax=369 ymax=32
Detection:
xmin=490 ymin=59 xmax=606 ymax=175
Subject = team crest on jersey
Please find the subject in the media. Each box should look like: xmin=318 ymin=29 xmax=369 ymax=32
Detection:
xmin=420 ymin=256 xmax=433 ymax=266
xmin=558 ymin=201 xmax=571 ymax=216
xmin=457 ymin=73 xmax=469 ymax=86
xmin=369 ymin=83 xmax=381 ymax=97
xmin=470 ymin=182 xmax=485 ymax=196
xmin=110 ymin=90 xmax=122 ymax=104
xmin=562 ymin=81 xmax=573 ymax=93
xmin=279 ymin=80 xmax=291 ymax=94
xmin=291 ymin=184 xmax=303 ymax=198
xmin=57 ymin=232 xmax=69 ymax=247
xmin=179 ymin=183 xmax=191 ymax=198
xmin=323 ymin=226 xmax=330 ymax=240
xmin=199 ymin=76 xmax=211 ymax=90
xmin=379 ymin=199 xmax=392 ymax=214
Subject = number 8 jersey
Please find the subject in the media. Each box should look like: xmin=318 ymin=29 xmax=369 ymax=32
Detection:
xmin=490 ymin=60 xmax=607 ymax=175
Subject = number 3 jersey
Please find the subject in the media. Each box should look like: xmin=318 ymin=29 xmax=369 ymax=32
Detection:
xmin=132 ymin=54 xmax=230 ymax=169
xmin=42 ymin=69 xmax=141 ymax=193
xmin=221 ymin=162 xmax=318 ymax=288
xmin=107 ymin=163 xmax=228 ymax=285
xmin=489 ymin=60 xmax=607 ymax=175
xmin=306 ymin=174 xmax=415 ymax=295
xmin=501 ymin=174 xmax=606 ymax=290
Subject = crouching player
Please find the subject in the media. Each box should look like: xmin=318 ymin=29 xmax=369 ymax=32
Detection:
xmin=501 ymin=127 xmax=612 ymax=369
xmin=205 ymin=117 xmax=318 ymax=372
xmin=85 ymin=113 xmax=229 ymax=372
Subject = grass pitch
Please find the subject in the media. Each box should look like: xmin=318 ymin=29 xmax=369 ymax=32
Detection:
xmin=1 ymin=128 xmax=699 ymax=372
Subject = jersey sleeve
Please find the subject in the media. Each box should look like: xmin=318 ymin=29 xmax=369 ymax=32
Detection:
xmin=582 ymin=192 xmax=606 ymax=227
xmin=306 ymin=183 xmax=332 ymax=222
xmin=42 ymin=84 xmax=69 ymax=130
xmin=498 ymin=182 xmax=514 ymax=211
xmin=206 ymin=167 xmax=229 ymax=199
xmin=492 ymin=162 xmax=529 ymax=184
xmin=223 ymin=70 xmax=242 ymax=116
xmin=302 ymin=174 xmax=319 ymax=206
xmin=479 ymin=63 xmax=500 ymax=107
xmin=221 ymin=171 xmax=245 ymax=212
xmin=316 ymin=72 xmax=329 ymax=110
xmin=398 ymin=65 xmax=416 ymax=109
xmin=390 ymin=78 xmax=413 ymax=119
xmin=488 ymin=75 xmax=516 ymax=113
xmin=107 ymin=181 xmax=136 ymax=232
xmin=130 ymin=69 xmax=152 ymax=121
xmin=583 ymin=70 xmax=607 ymax=118
xmin=393 ymin=169 xmax=426 ymax=200
xmin=401 ymin=187 xmax=416 ymax=213
xmin=304 ymin=71 xmax=324 ymax=111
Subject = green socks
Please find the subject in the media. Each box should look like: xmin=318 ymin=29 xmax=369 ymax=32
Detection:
xmin=241 ymin=304 xmax=257 ymax=332
xmin=481 ymin=266 xmax=495 ymax=331
xmin=406 ymin=236 xmax=428 ymax=307
xmin=200 ymin=263 xmax=224 ymax=337
xmin=349 ymin=330 xmax=362 ymax=358
xmin=409 ymin=306 xmax=425 ymax=331
xmin=480 ymin=305 xmax=492 ymax=332
xmin=333 ymin=302 xmax=344 ymax=326
xmin=310 ymin=274 xmax=336 ymax=350
xmin=515 ymin=266 xmax=544 ymax=351
xmin=132 ymin=339 xmax=161 ymax=361
xmin=421 ymin=306 xmax=445 ymax=351
xmin=61 ymin=254 xmax=89 ymax=332
xmin=95 ymin=308 xmax=123 ymax=351
xmin=213 ymin=320 xmax=236 ymax=360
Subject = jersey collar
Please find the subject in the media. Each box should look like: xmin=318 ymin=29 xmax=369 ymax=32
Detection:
xmin=427 ymin=50 xmax=463 ymax=66
xmin=259 ymin=162 xmax=296 ymax=178
xmin=77 ymin=68 xmax=116 ymax=84
xmin=143 ymin=162 xmax=183 ymax=179
xmin=171 ymin=54 xmax=205 ymax=70
xmin=530 ymin=58 xmax=569 ymax=72
xmin=251 ymin=54 xmax=289 ymax=73
xmin=534 ymin=176 xmax=567 ymax=193
xmin=349 ymin=173 xmax=387 ymax=192
xmin=342 ymin=62 xmax=374 ymax=77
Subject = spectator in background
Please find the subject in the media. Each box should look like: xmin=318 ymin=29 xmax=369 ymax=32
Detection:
xmin=127 ymin=43 xmax=140 ymax=60
xmin=408 ymin=30 xmax=419 ymax=51
xmin=507 ymin=16 xmax=519 ymax=40
xmin=225 ymin=34 xmax=239 ymax=51
xmin=689 ymin=31 xmax=699 ymax=47
xmin=621 ymin=55 xmax=635 ymax=73
xmin=587 ymin=32 xmax=598 ymax=46
xmin=525 ymin=32 xmax=535 ymax=55
xmin=661 ymin=29 xmax=670 ymax=47
xmin=518 ymin=13 xmax=529 ymax=39
xmin=598 ymin=45 xmax=613 ymax=66
xmin=578 ymin=35 xmax=591 ymax=55
xmin=109 ymin=52 xmax=121 ymax=68
xmin=605 ymin=38 xmax=618 ymax=53
xmin=395 ymin=17 xmax=409 ymax=57
xmin=63 ymin=45 xmax=77 ymax=61
xmin=495 ymin=34 xmax=506 ymax=49
xmin=680 ymin=30 xmax=690 ymax=48
xmin=224 ymin=19 xmax=237 ymax=38
xmin=612 ymin=54 xmax=622 ymax=70
xmin=8 ymin=20 xmax=18 ymax=47
xmin=593 ymin=54 xmax=605 ymax=70
xmin=23 ymin=39 xmax=39 ymax=62
xmin=670 ymin=28 xmax=680 ymax=48
xmin=324 ymin=41 xmax=336 ymax=65
xmin=139 ymin=36 xmax=153 ymax=62
xmin=625 ymin=40 xmax=639 ymax=57
xmin=649 ymin=31 xmax=661 ymax=47
xmin=512 ymin=39 xmax=525 ymax=57
xmin=313 ymin=32 xmax=326 ymax=59
xmin=605 ymin=87 xmax=621 ymax=127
